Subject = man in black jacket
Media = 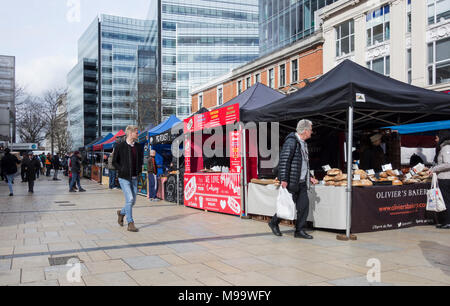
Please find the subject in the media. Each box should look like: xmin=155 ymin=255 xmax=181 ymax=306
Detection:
xmin=2 ymin=148 xmax=20 ymax=196
xmin=52 ymin=154 xmax=61 ymax=181
xmin=69 ymin=151 xmax=86 ymax=192
xmin=23 ymin=152 xmax=41 ymax=193
xmin=269 ymin=120 xmax=319 ymax=239
xmin=113 ymin=126 xmax=143 ymax=232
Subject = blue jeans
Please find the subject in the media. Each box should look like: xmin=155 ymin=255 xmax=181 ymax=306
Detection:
xmin=148 ymin=173 xmax=158 ymax=199
xmin=6 ymin=174 xmax=15 ymax=194
xmin=69 ymin=172 xmax=81 ymax=190
xmin=109 ymin=170 xmax=117 ymax=189
xmin=119 ymin=177 xmax=138 ymax=223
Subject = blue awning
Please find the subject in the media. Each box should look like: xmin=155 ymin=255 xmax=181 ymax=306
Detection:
xmin=384 ymin=120 xmax=450 ymax=135
xmin=149 ymin=115 xmax=181 ymax=136
xmin=86 ymin=133 xmax=114 ymax=149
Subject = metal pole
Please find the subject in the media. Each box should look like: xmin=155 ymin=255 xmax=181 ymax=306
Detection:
xmin=177 ymin=148 xmax=180 ymax=206
xmin=242 ymin=127 xmax=248 ymax=218
xmin=346 ymin=106 xmax=354 ymax=239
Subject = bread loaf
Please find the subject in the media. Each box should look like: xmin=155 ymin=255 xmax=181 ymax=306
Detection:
xmin=327 ymin=169 xmax=342 ymax=176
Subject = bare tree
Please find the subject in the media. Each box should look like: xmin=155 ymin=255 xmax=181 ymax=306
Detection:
xmin=41 ymin=88 xmax=68 ymax=154
xmin=16 ymin=96 xmax=46 ymax=145
xmin=53 ymin=119 xmax=73 ymax=155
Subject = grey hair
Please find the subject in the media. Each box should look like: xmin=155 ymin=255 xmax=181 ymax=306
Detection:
xmin=297 ymin=120 xmax=312 ymax=134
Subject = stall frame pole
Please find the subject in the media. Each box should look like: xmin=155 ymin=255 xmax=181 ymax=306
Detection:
xmin=241 ymin=126 xmax=248 ymax=218
xmin=346 ymin=106 xmax=354 ymax=239
xmin=177 ymin=151 xmax=180 ymax=206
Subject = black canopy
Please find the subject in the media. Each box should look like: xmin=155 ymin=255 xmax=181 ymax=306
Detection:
xmin=242 ymin=60 xmax=450 ymax=130
xmin=217 ymin=82 xmax=285 ymax=111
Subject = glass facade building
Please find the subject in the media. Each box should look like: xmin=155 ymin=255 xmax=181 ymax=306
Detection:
xmin=67 ymin=15 xmax=158 ymax=148
xmin=0 ymin=55 xmax=15 ymax=142
xmin=153 ymin=0 xmax=260 ymax=119
xmin=259 ymin=0 xmax=338 ymax=56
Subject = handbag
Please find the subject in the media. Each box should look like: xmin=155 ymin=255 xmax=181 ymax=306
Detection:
xmin=276 ymin=187 xmax=296 ymax=220
xmin=426 ymin=173 xmax=447 ymax=212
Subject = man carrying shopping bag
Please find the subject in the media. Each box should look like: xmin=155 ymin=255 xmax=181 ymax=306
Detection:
xmin=269 ymin=120 xmax=319 ymax=239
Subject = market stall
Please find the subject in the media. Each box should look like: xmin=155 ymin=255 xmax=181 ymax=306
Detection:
xmin=242 ymin=60 xmax=450 ymax=236
xmin=184 ymin=83 xmax=285 ymax=216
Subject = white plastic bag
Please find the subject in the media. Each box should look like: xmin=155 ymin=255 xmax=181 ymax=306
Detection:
xmin=276 ymin=187 xmax=296 ymax=220
xmin=427 ymin=173 xmax=447 ymax=212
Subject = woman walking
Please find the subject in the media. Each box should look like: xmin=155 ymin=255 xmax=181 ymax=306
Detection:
xmin=431 ymin=130 xmax=450 ymax=229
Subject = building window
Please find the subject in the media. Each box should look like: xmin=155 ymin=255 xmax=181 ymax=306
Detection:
xmin=269 ymin=68 xmax=274 ymax=88
xmin=407 ymin=0 xmax=412 ymax=33
xmin=336 ymin=19 xmax=355 ymax=57
xmin=367 ymin=56 xmax=390 ymax=76
xmin=407 ymin=49 xmax=412 ymax=84
xmin=291 ymin=59 xmax=298 ymax=84
xmin=428 ymin=37 xmax=450 ymax=85
xmin=366 ymin=5 xmax=390 ymax=47
xmin=217 ymin=87 xmax=223 ymax=106
xmin=428 ymin=0 xmax=450 ymax=25
xmin=255 ymin=73 xmax=261 ymax=84
xmin=198 ymin=94 xmax=203 ymax=110
xmin=238 ymin=80 xmax=243 ymax=95
xmin=279 ymin=64 xmax=286 ymax=87
xmin=246 ymin=77 xmax=251 ymax=89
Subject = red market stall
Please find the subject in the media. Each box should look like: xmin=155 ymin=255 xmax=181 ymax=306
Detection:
xmin=183 ymin=83 xmax=285 ymax=216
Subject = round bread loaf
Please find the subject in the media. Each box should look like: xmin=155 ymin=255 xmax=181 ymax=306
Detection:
xmin=327 ymin=169 xmax=342 ymax=176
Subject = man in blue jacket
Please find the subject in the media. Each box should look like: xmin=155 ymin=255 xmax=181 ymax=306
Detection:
xmin=269 ymin=120 xmax=319 ymax=239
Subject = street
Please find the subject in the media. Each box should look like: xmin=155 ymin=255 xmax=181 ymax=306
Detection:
xmin=0 ymin=175 xmax=449 ymax=286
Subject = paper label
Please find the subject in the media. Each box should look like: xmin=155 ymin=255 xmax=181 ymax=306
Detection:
xmin=394 ymin=170 xmax=400 ymax=176
xmin=367 ymin=169 xmax=375 ymax=175
xmin=405 ymin=173 xmax=412 ymax=180
xmin=310 ymin=170 xmax=315 ymax=177
xmin=412 ymin=163 xmax=425 ymax=173
xmin=353 ymin=164 xmax=359 ymax=170
xmin=382 ymin=164 xmax=393 ymax=171
xmin=353 ymin=175 xmax=361 ymax=181
xmin=322 ymin=165 xmax=331 ymax=172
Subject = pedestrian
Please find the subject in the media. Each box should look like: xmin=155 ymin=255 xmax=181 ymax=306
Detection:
xmin=268 ymin=120 xmax=319 ymax=239
xmin=431 ymin=130 xmax=450 ymax=229
xmin=69 ymin=151 xmax=86 ymax=192
xmin=45 ymin=153 xmax=52 ymax=176
xmin=360 ymin=134 xmax=387 ymax=173
xmin=52 ymin=153 xmax=61 ymax=181
xmin=21 ymin=153 xmax=30 ymax=182
xmin=113 ymin=125 xmax=143 ymax=232
xmin=23 ymin=152 xmax=41 ymax=193
xmin=1 ymin=148 xmax=21 ymax=196
xmin=107 ymin=151 xmax=118 ymax=189
xmin=148 ymin=150 xmax=160 ymax=202
xmin=39 ymin=154 xmax=46 ymax=176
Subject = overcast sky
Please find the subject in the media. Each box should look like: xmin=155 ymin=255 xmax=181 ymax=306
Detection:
xmin=0 ymin=0 xmax=153 ymax=96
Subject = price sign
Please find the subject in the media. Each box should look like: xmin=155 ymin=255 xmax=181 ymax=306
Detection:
xmin=382 ymin=164 xmax=393 ymax=171
xmin=353 ymin=164 xmax=359 ymax=170
xmin=353 ymin=175 xmax=361 ymax=181
xmin=322 ymin=165 xmax=331 ymax=172
xmin=367 ymin=169 xmax=375 ymax=176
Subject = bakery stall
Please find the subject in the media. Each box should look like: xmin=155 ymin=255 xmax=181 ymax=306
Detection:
xmin=242 ymin=60 xmax=450 ymax=235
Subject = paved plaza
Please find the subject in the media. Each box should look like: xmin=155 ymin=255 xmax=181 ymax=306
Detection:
xmin=0 ymin=175 xmax=449 ymax=286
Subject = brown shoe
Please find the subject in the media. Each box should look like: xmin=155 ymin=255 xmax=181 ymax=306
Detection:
xmin=127 ymin=222 xmax=139 ymax=232
xmin=117 ymin=211 xmax=124 ymax=227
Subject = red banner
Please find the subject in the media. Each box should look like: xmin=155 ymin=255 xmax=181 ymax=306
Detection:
xmin=230 ymin=131 xmax=241 ymax=173
xmin=184 ymin=173 xmax=241 ymax=216
xmin=184 ymin=104 xmax=240 ymax=133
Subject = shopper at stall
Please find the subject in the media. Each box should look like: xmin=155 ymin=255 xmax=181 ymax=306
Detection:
xmin=52 ymin=153 xmax=61 ymax=181
xmin=21 ymin=153 xmax=30 ymax=182
xmin=45 ymin=153 xmax=52 ymax=177
xmin=113 ymin=125 xmax=144 ymax=232
xmin=1 ymin=148 xmax=20 ymax=196
xmin=148 ymin=150 xmax=160 ymax=202
xmin=360 ymin=134 xmax=386 ymax=173
xmin=69 ymin=151 xmax=86 ymax=193
xmin=269 ymin=119 xmax=319 ymax=239
xmin=108 ymin=151 xmax=118 ymax=189
xmin=431 ymin=130 xmax=450 ymax=229
xmin=23 ymin=152 xmax=41 ymax=193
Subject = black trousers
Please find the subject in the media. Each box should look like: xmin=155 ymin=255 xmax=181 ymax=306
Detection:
xmin=438 ymin=179 xmax=450 ymax=225
xmin=28 ymin=180 xmax=34 ymax=192
xmin=272 ymin=183 xmax=309 ymax=232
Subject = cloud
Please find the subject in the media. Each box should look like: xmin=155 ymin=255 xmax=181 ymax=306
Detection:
xmin=16 ymin=55 xmax=77 ymax=96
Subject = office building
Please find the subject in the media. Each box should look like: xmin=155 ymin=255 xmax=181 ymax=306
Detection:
xmin=259 ymin=0 xmax=338 ymax=56
xmin=0 ymin=55 xmax=15 ymax=143
xmin=153 ymin=0 xmax=260 ymax=119
xmin=67 ymin=15 xmax=158 ymax=148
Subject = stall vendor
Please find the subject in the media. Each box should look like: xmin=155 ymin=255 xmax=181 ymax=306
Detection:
xmin=360 ymin=134 xmax=387 ymax=173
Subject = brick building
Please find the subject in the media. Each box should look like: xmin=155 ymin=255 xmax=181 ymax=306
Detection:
xmin=191 ymin=32 xmax=324 ymax=113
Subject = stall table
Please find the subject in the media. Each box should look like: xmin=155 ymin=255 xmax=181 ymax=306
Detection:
xmin=247 ymin=182 xmax=434 ymax=233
